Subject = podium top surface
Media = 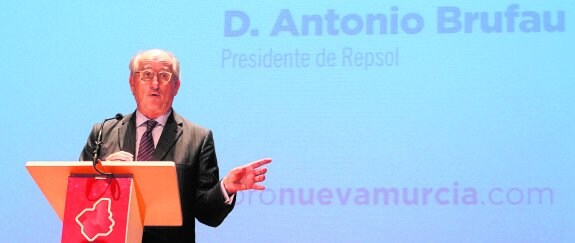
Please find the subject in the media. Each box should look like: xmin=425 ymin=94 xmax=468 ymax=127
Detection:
xmin=26 ymin=161 xmax=182 ymax=226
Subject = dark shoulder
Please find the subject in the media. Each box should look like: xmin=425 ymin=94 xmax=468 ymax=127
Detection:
xmin=172 ymin=111 xmax=212 ymax=135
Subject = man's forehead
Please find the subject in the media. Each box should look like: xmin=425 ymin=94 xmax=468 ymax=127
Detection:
xmin=139 ymin=57 xmax=173 ymax=70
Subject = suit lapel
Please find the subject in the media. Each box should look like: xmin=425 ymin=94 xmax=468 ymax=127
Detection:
xmin=153 ymin=111 xmax=183 ymax=161
xmin=119 ymin=113 xmax=137 ymax=155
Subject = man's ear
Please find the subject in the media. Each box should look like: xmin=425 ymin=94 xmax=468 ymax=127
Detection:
xmin=174 ymin=78 xmax=181 ymax=96
xmin=129 ymin=75 xmax=136 ymax=94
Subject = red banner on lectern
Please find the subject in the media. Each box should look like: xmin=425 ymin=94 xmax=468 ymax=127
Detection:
xmin=61 ymin=176 xmax=134 ymax=242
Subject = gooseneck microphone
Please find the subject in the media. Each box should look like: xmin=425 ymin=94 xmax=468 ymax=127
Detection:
xmin=92 ymin=113 xmax=124 ymax=176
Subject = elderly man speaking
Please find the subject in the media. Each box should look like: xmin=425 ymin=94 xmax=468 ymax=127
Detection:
xmin=80 ymin=49 xmax=271 ymax=242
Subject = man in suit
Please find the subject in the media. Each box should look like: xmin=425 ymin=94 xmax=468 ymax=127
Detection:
xmin=80 ymin=49 xmax=271 ymax=242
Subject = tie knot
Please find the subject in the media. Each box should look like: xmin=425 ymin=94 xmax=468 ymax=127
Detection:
xmin=145 ymin=119 xmax=158 ymax=132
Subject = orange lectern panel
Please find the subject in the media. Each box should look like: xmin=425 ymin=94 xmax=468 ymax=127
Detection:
xmin=26 ymin=161 xmax=182 ymax=226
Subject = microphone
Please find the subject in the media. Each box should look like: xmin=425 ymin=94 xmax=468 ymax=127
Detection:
xmin=92 ymin=113 xmax=124 ymax=176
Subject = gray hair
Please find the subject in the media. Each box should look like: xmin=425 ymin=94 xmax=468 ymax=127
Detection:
xmin=129 ymin=49 xmax=180 ymax=78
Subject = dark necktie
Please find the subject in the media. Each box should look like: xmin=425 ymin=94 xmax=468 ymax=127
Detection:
xmin=137 ymin=119 xmax=158 ymax=161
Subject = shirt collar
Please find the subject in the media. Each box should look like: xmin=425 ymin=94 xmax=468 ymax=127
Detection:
xmin=135 ymin=109 xmax=171 ymax=127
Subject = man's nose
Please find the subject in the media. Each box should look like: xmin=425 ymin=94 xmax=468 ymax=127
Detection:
xmin=150 ymin=77 xmax=160 ymax=89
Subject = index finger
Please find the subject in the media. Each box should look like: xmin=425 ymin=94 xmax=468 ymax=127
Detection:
xmin=248 ymin=158 xmax=272 ymax=168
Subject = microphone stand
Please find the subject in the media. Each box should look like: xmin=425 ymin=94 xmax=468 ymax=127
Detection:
xmin=92 ymin=113 xmax=123 ymax=176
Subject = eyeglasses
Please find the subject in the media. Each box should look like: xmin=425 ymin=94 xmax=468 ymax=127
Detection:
xmin=135 ymin=70 xmax=174 ymax=84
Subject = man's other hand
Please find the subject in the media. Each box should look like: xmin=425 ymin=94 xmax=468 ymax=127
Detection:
xmin=223 ymin=158 xmax=272 ymax=195
xmin=105 ymin=151 xmax=134 ymax=161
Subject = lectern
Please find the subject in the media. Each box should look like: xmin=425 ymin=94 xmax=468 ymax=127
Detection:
xmin=26 ymin=161 xmax=182 ymax=243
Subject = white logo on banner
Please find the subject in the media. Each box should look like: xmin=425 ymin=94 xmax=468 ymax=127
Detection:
xmin=75 ymin=198 xmax=116 ymax=242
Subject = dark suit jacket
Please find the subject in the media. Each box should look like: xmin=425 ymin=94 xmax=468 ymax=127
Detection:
xmin=80 ymin=110 xmax=235 ymax=242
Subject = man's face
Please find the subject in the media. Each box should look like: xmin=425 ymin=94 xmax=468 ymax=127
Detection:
xmin=130 ymin=53 xmax=180 ymax=119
